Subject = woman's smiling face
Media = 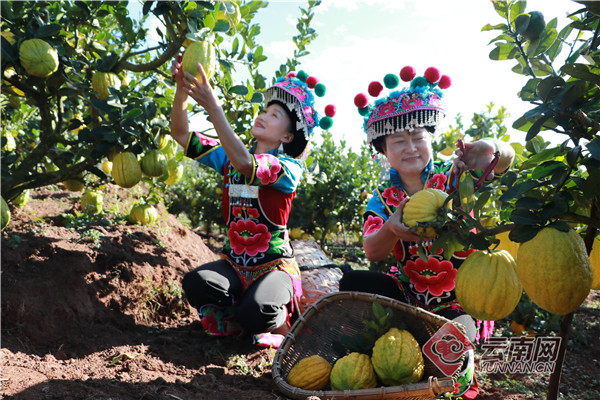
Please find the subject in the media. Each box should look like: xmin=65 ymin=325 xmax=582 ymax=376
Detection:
xmin=382 ymin=127 xmax=433 ymax=176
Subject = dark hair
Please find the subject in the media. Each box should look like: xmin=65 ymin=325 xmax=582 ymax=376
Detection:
xmin=372 ymin=124 xmax=435 ymax=153
xmin=267 ymin=100 xmax=306 ymax=158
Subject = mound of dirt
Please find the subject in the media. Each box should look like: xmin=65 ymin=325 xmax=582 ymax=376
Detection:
xmin=1 ymin=186 xmax=280 ymax=400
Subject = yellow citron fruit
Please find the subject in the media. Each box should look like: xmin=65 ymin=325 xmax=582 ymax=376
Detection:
xmin=216 ymin=1 xmax=241 ymax=27
xmin=63 ymin=179 xmax=85 ymax=192
xmin=181 ymin=41 xmax=216 ymax=81
xmin=330 ymin=352 xmax=377 ymax=391
xmin=91 ymin=71 xmax=121 ymax=100
xmin=517 ymin=227 xmax=592 ymax=315
xmin=455 ymin=250 xmax=522 ymax=321
xmin=495 ymin=230 xmax=520 ymax=260
xmin=289 ymin=227 xmax=303 ymax=240
xmin=402 ymin=188 xmax=449 ymax=237
xmin=102 ymin=160 xmax=113 ymax=175
xmin=286 ymin=355 xmax=332 ymax=391
xmin=440 ymin=145 xmax=454 ymax=157
xmin=111 ymin=152 xmax=142 ymax=189
xmin=371 ymin=328 xmax=424 ymax=386
xmin=163 ymin=160 xmax=184 ymax=186
xmin=19 ymin=38 xmax=59 ymax=78
xmin=590 ymin=236 xmax=600 ymax=290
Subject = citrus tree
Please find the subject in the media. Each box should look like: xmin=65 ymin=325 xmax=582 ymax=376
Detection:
xmin=0 ymin=0 xmax=320 ymax=211
xmin=421 ymin=1 xmax=598 ymax=399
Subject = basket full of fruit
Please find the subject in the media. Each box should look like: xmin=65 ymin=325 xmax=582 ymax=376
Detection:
xmin=272 ymin=291 xmax=464 ymax=400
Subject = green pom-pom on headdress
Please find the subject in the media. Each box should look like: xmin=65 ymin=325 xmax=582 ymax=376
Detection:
xmin=319 ymin=116 xmax=333 ymax=130
xmin=410 ymin=76 xmax=429 ymax=89
xmin=296 ymin=70 xmax=309 ymax=82
xmin=358 ymin=107 xmax=370 ymax=116
xmin=314 ymin=83 xmax=326 ymax=97
xmin=383 ymin=73 xmax=400 ymax=89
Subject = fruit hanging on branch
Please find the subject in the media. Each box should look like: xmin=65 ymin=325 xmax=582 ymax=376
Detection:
xmin=162 ymin=159 xmax=184 ymax=186
xmin=63 ymin=178 xmax=85 ymax=192
xmin=286 ymin=355 xmax=332 ymax=391
xmin=455 ymin=249 xmax=522 ymax=321
xmin=91 ymin=71 xmax=122 ymax=100
xmin=516 ymin=227 xmax=592 ymax=315
xmin=1 ymin=196 xmax=10 ymax=230
xmin=402 ymin=188 xmax=449 ymax=237
xmin=589 ymin=236 xmax=600 ymax=290
xmin=19 ymin=38 xmax=59 ymax=78
xmin=140 ymin=150 xmax=168 ymax=178
xmin=181 ymin=41 xmax=216 ymax=81
xmin=111 ymin=152 xmax=142 ymax=189
xmin=370 ymin=327 xmax=425 ymax=386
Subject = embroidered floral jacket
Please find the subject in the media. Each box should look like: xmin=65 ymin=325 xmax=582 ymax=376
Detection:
xmin=185 ymin=132 xmax=303 ymax=297
xmin=363 ymin=160 xmax=481 ymax=314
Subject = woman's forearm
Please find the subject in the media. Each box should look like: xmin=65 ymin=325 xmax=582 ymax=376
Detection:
xmin=170 ymin=88 xmax=190 ymax=148
xmin=363 ymin=221 xmax=401 ymax=261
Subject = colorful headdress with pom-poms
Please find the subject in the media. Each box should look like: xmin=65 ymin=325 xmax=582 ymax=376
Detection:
xmin=354 ymin=66 xmax=451 ymax=148
xmin=264 ymin=70 xmax=335 ymax=158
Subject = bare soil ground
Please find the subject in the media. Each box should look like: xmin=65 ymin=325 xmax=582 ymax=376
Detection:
xmin=1 ymin=186 xmax=599 ymax=399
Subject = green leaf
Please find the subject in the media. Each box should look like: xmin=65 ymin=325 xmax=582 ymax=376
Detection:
xmin=560 ymin=81 xmax=587 ymax=109
xmin=482 ymin=23 xmax=509 ymax=32
xmin=526 ymin=114 xmax=551 ymax=141
xmin=509 ymin=224 xmax=541 ymax=243
xmin=499 ymin=180 xmax=541 ymax=202
xmin=510 ymin=209 xmax=544 ymax=225
xmin=519 ymin=78 xmax=541 ymax=101
xmin=489 ymin=43 xmax=521 ymax=60
xmin=250 ymin=92 xmax=263 ymax=103
xmin=526 ymin=28 xmax=557 ymax=58
xmin=536 ymin=76 xmax=564 ymax=102
xmin=560 ymin=63 xmax=600 ymax=86
xmin=214 ymin=19 xmax=230 ymax=32
xmin=492 ymin=1 xmax=508 ymax=18
xmin=228 ymin=85 xmax=249 ymax=96
xmin=123 ymin=108 xmax=143 ymax=120
xmin=458 ymin=172 xmax=475 ymax=212
xmin=36 ymin=23 xmax=62 ymax=38
xmin=531 ymin=160 xmax=565 ymax=180
xmin=546 ymin=220 xmax=571 ymax=232
xmin=587 ymin=136 xmax=600 ymax=160
xmin=514 ymin=196 xmax=544 ymax=209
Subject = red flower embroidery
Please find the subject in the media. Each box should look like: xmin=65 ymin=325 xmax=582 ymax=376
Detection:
xmin=427 ymin=173 xmax=448 ymax=190
xmin=382 ymin=186 xmax=405 ymax=207
xmin=228 ymin=219 xmax=272 ymax=257
xmin=403 ymin=257 xmax=457 ymax=296
xmin=246 ymin=207 xmax=260 ymax=219
xmin=195 ymin=132 xmax=218 ymax=147
xmin=378 ymin=101 xmax=396 ymax=116
xmin=393 ymin=241 xmax=405 ymax=262
xmin=453 ymin=248 xmax=477 ymax=259
xmin=401 ymin=96 xmax=424 ymax=109
xmin=363 ymin=215 xmax=384 ymax=236
xmin=255 ymin=154 xmax=281 ymax=185
xmin=232 ymin=206 xmax=243 ymax=218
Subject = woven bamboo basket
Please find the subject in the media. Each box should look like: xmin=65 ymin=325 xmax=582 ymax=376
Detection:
xmin=273 ymin=292 xmax=462 ymax=400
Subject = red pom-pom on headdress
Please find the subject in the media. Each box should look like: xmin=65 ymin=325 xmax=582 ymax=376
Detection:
xmin=286 ymin=71 xmax=297 ymax=78
xmin=424 ymin=67 xmax=441 ymax=84
xmin=306 ymin=76 xmax=318 ymax=89
xmin=354 ymin=93 xmax=368 ymax=108
xmin=400 ymin=66 xmax=416 ymax=82
xmin=438 ymin=74 xmax=452 ymax=89
xmin=368 ymin=81 xmax=383 ymax=97
xmin=325 ymin=104 xmax=336 ymax=117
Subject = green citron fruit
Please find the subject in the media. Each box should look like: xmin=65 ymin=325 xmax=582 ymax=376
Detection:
xmin=216 ymin=1 xmax=241 ymax=27
xmin=163 ymin=160 xmax=184 ymax=186
xmin=112 ymin=152 xmax=142 ymax=189
xmin=14 ymin=190 xmax=30 ymax=209
xmin=371 ymin=328 xmax=424 ymax=386
xmin=92 ymin=71 xmax=121 ymax=100
xmin=522 ymin=11 xmax=545 ymax=40
xmin=330 ymin=352 xmax=377 ymax=391
xmin=141 ymin=149 xmax=168 ymax=177
xmin=517 ymin=227 xmax=592 ymax=315
xmin=182 ymin=41 xmax=216 ymax=81
xmin=19 ymin=38 xmax=59 ymax=78
xmin=129 ymin=203 xmax=159 ymax=225
xmin=81 ymin=189 xmax=103 ymax=214
xmin=402 ymin=188 xmax=449 ymax=237
xmin=1 ymin=196 xmax=10 ymax=230
xmin=455 ymin=250 xmax=522 ymax=321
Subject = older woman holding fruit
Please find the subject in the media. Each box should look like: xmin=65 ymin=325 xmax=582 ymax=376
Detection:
xmin=339 ymin=65 xmax=514 ymax=398
xmin=169 ymin=46 xmax=335 ymax=348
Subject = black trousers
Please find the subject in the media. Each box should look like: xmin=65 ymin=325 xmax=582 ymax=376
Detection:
xmin=182 ymin=259 xmax=294 ymax=334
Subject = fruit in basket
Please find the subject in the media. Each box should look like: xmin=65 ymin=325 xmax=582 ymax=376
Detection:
xmin=330 ymin=352 xmax=377 ymax=391
xmin=402 ymin=188 xmax=449 ymax=237
xmin=371 ymin=328 xmax=424 ymax=385
xmin=517 ymin=227 xmax=592 ymax=315
xmin=455 ymin=249 xmax=522 ymax=321
xmin=286 ymin=355 xmax=332 ymax=391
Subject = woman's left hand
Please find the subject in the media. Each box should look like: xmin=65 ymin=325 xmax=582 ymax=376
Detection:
xmin=182 ymin=63 xmax=219 ymax=114
xmin=453 ymin=140 xmax=496 ymax=178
